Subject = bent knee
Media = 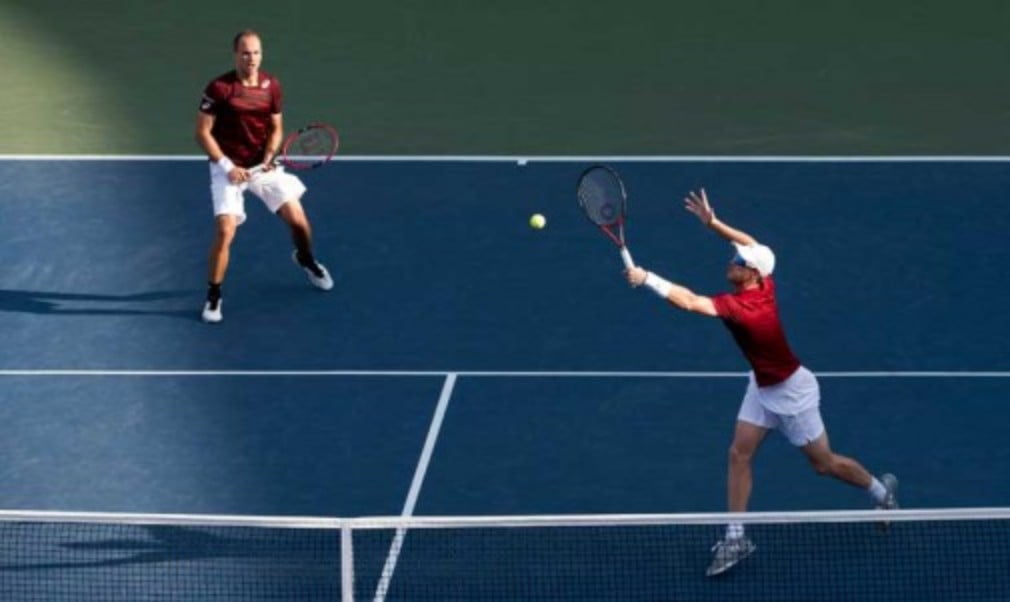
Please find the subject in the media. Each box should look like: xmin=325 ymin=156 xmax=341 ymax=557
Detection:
xmin=810 ymin=457 xmax=836 ymax=477
xmin=728 ymin=444 xmax=754 ymax=465
xmin=214 ymin=223 xmax=237 ymax=244
xmin=216 ymin=226 xmax=237 ymax=241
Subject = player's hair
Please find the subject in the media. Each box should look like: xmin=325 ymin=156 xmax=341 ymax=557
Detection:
xmin=232 ymin=29 xmax=261 ymax=51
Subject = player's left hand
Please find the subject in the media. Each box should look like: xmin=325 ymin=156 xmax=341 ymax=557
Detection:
xmin=685 ymin=189 xmax=715 ymax=225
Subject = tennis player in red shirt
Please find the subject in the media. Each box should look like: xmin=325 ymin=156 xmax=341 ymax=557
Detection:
xmin=625 ymin=189 xmax=898 ymax=577
xmin=195 ymin=29 xmax=333 ymax=323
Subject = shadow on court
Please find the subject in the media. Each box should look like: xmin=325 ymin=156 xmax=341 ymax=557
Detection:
xmin=0 ymin=525 xmax=331 ymax=571
xmin=0 ymin=289 xmax=197 ymax=320
xmin=0 ymin=524 xmax=339 ymax=601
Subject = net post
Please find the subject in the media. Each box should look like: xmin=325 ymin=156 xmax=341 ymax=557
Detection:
xmin=340 ymin=522 xmax=355 ymax=602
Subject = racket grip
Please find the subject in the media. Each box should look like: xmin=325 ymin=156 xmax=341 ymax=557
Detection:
xmin=248 ymin=159 xmax=277 ymax=175
xmin=620 ymin=247 xmax=634 ymax=269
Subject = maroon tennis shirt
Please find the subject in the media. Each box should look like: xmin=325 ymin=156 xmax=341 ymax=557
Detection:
xmin=711 ymin=276 xmax=801 ymax=387
xmin=199 ymin=70 xmax=282 ymax=168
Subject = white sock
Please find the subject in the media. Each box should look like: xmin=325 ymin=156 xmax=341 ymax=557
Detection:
xmin=725 ymin=522 xmax=745 ymax=540
xmin=867 ymin=477 xmax=887 ymax=503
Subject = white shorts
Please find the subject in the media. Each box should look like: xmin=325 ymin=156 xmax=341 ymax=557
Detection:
xmin=208 ymin=162 xmax=307 ymax=225
xmin=737 ymin=366 xmax=825 ymax=446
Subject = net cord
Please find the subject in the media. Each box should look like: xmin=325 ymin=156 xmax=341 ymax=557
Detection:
xmin=3 ymin=507 xmax=1009 ymax=530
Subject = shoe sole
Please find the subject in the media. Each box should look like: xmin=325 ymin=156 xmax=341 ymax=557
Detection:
xmin=705 ymin=543 xmax=755 ymax=577
xmin=291 ymin=251 xmax=333 ymax=290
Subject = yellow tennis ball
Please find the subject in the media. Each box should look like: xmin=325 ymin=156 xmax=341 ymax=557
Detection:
xmin=529 ymin=213 xmax=546 ymax=229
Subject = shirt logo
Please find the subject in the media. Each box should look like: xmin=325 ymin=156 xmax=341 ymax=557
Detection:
xmin=261 ymin=79 xmax=271 ymax=89
xmin=199 ymin=95 xmax=214 ymax=111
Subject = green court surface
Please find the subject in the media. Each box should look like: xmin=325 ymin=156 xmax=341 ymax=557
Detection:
xmin=1 ymin=0 xmax=1007 ymax=155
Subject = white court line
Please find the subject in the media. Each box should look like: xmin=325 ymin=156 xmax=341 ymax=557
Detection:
xmin=372 ymin=373 xmax=457 ymax=602
xmin=1 ymin=154 xmax=1009 ymax=162
xmin=1 ymin=370 xmax=1009 ymax=378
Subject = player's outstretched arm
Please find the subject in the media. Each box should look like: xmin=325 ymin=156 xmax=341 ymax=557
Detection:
xmin=685 ymin=189 xmax=758 ymax=246
xmin=626 ymin=266 xmax=718 ymax=316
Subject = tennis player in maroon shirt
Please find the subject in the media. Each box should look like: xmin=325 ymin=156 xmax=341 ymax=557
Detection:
xmin=625 ymin=189 xmax=899 ymax=577
xmin=195 ymin=29 xmax=333 ymax=323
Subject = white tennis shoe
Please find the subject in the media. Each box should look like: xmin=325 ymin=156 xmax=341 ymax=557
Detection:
xmin=877 ymin=473 xmax=899 ymax=510
xmin=202 ymin=298 xmax=223 ymax=323
xmin=875 ymin=473 xmax=899 ymax=531
xmin=706 ymin=536 xmax=756 ymax=577
xmin=292 ymin=251 xmax=333 ymax=291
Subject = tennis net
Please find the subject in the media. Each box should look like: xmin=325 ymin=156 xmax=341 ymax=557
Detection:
xmin=1 ymin=507 xmax=1008 ymax=601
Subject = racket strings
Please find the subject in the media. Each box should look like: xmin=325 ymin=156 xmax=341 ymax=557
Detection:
xmin=291 ymin=130 xmax=334 ymax=155
xmin=578 ymin=176 xmax=625 ymax=226
xmin=278 ymin=125 xmax=338 ymax=170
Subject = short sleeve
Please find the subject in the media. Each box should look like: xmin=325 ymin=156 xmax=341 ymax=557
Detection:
xmin=199 ymin=81 xmax=224 ymax=114
xmin=270 ymin=77 xmax=283 ymax=114
xmin=711 ymin=293 xmax=739 ymax=322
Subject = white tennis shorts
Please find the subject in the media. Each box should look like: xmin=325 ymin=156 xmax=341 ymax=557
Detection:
xmin=208 ymin=162 xmax=306 ymax=225
xmin=737 ymin=366 xmax=825 ymax=446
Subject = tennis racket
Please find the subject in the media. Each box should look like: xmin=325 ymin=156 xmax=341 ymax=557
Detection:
xmin=250 ymin=122 xmax=339 ymax=174
xmin=576 ymin=164 xmax=634 ymax=269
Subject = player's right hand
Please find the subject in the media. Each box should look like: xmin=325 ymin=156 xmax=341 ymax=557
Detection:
xmin=626 ymin=266 xmax=647 ymax=287
xmin=227 ymin=167 xmax=250 ymax=184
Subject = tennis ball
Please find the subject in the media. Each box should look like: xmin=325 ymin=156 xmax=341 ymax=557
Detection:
xmin=529 ymin=213 xmax=546 ymax=229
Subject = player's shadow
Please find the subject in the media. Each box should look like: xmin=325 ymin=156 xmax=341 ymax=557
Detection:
xmin=0 ymin=524 xmax=339 ymax=601
xmin=0 ymin=524 xmax=332 ymax=571
xmin=0 ymin=289 xmax=197 ymax=320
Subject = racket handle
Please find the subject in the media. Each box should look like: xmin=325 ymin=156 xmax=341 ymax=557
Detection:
xmin=620 ymin=246 xmax=634 ymax=269
xmin=248 ymin=160 xmax=277 ymax=175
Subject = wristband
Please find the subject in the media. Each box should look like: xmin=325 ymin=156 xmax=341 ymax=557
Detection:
xmin=217 ymin=156 xmax=235 ymax=172
xmin=644 ymin=271 xmax=674 ymax=298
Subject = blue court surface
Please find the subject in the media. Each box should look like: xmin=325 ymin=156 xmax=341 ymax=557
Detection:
xmin=1 ymin=158 xmax=1009 ymax=599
